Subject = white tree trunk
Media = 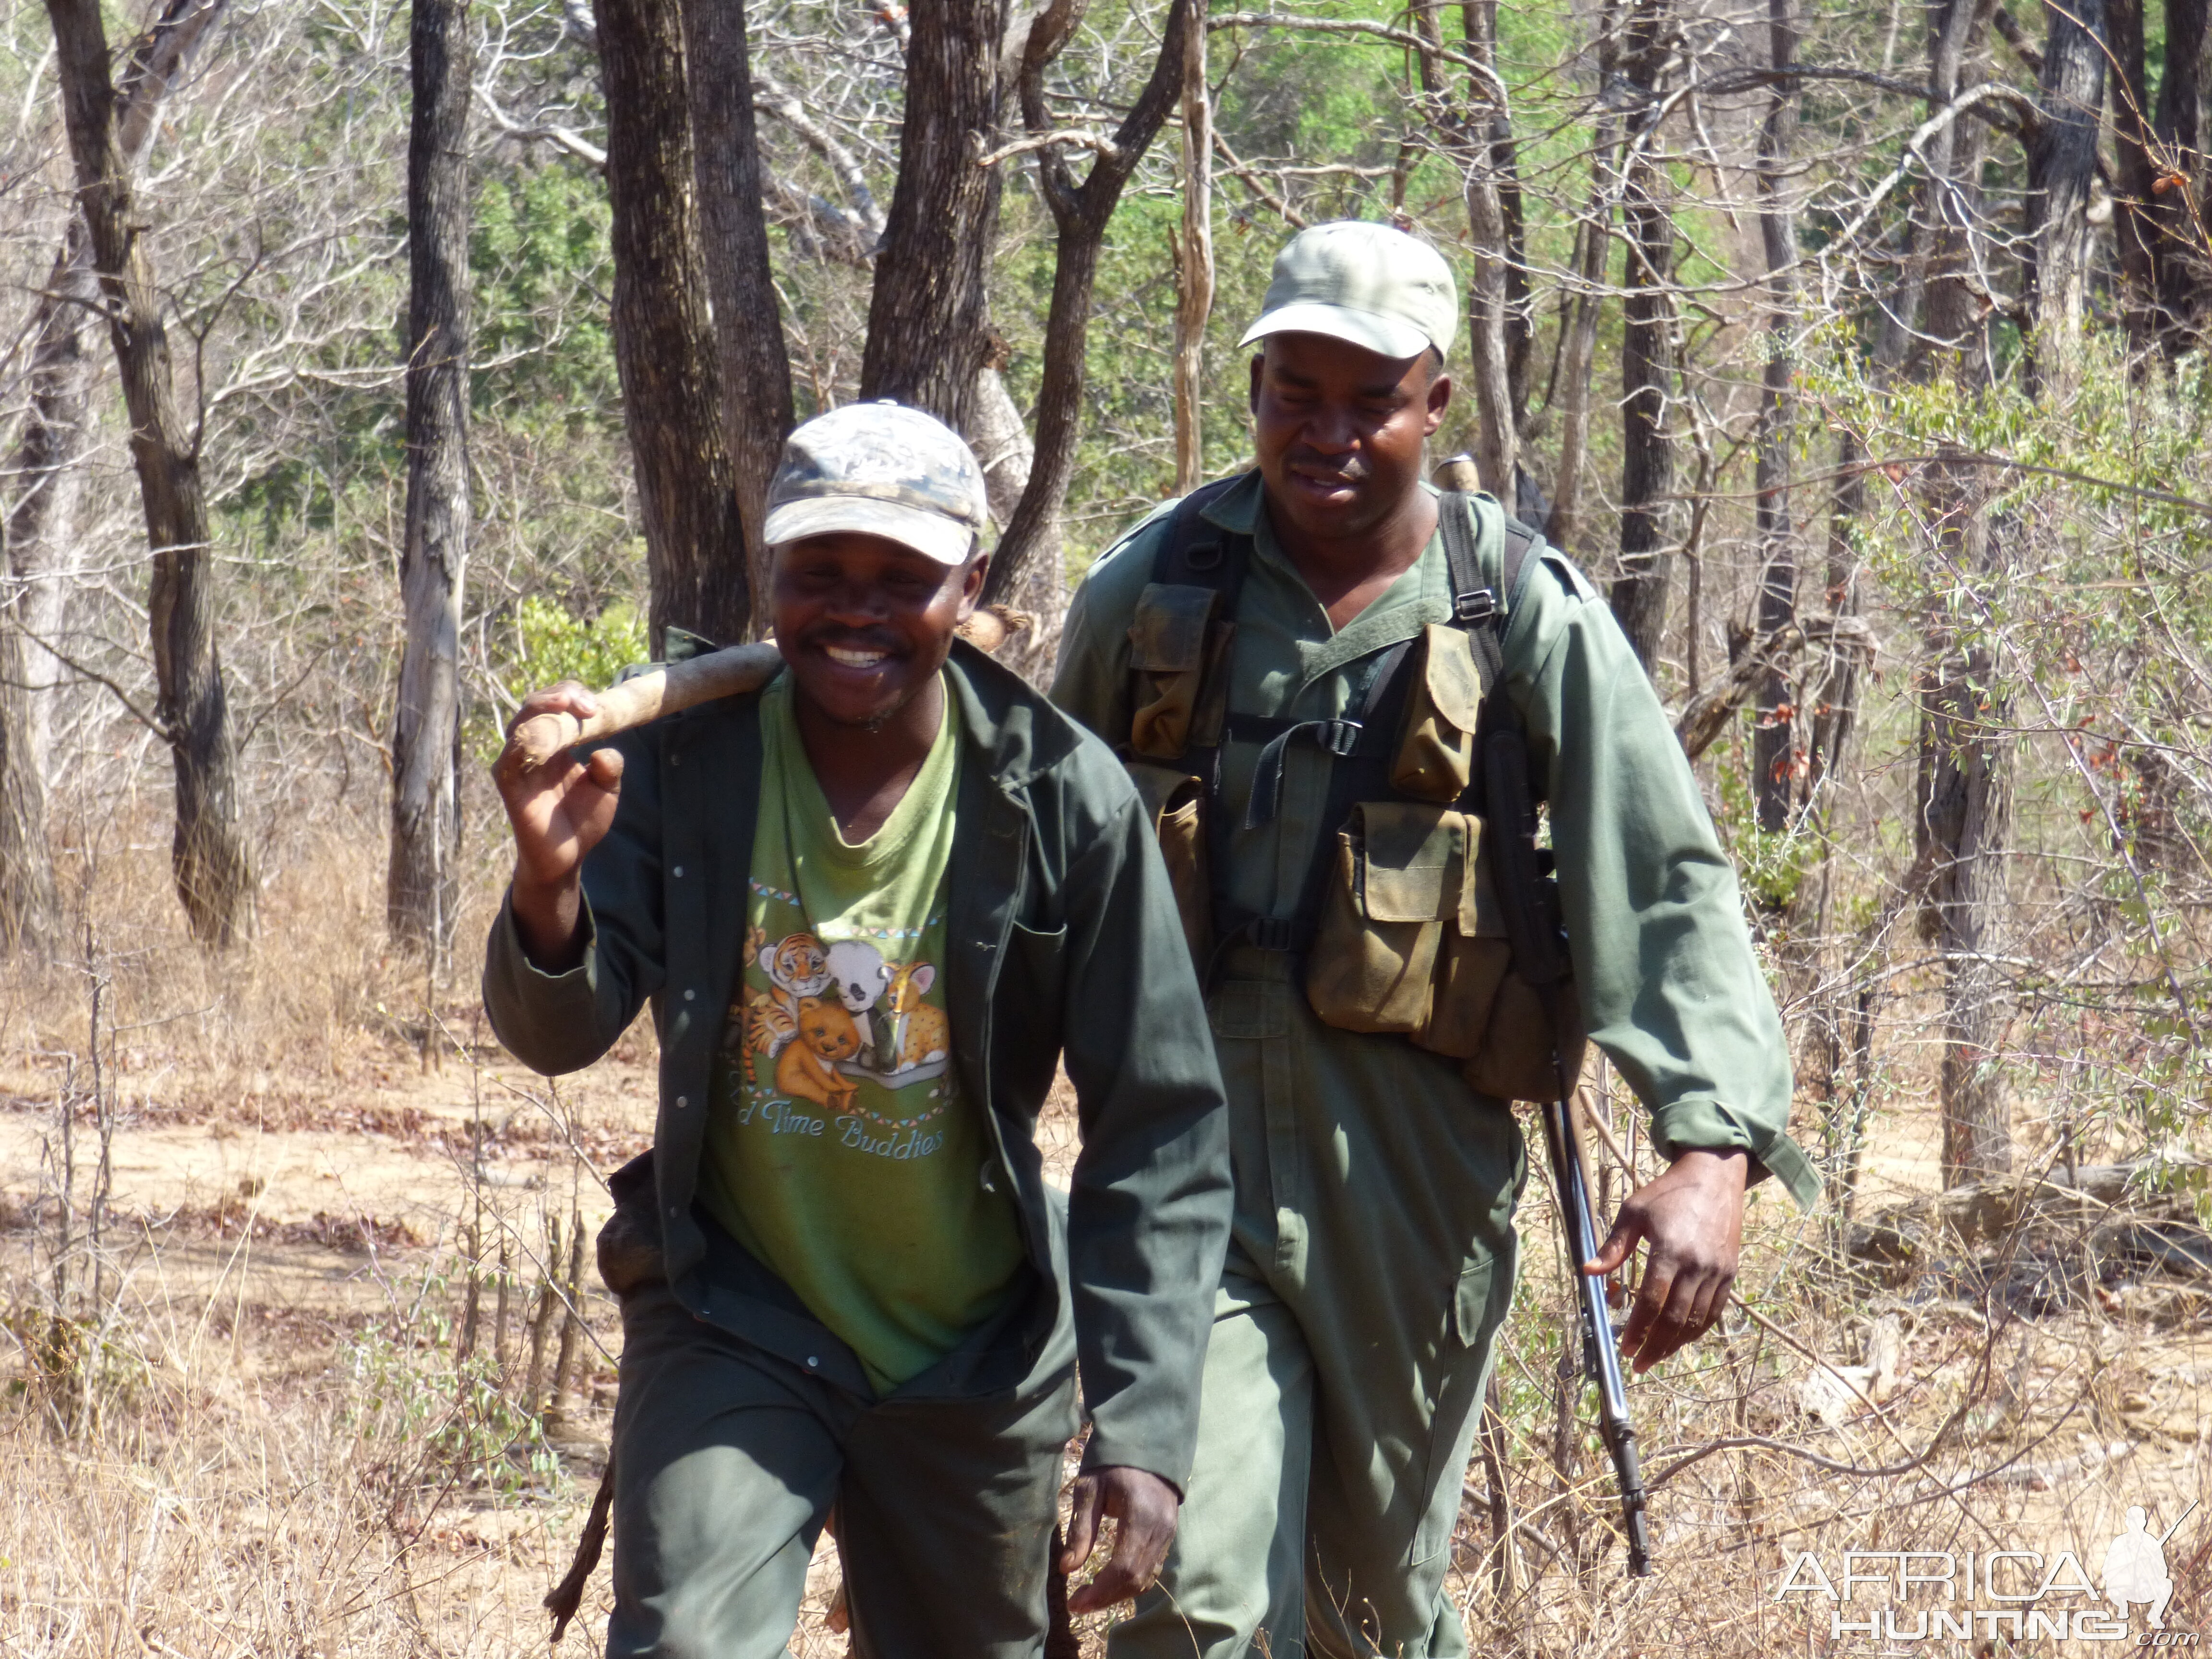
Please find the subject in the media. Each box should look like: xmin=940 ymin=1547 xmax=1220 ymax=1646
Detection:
xmin=969 ymin=364 xmax=1064 ymax=685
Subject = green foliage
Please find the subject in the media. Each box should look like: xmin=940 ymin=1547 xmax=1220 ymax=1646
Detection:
xmin=337 ymin=1269 xmax=560 ymax=1500
xmin=502 ymin=594 xmax=650 ymax=694
xmin=472 ymin=165 xmax=623 ymax=430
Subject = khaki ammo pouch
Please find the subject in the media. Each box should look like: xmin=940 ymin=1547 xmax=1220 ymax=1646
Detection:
xmin=1126 ymin=760 xmax=1211 ymax=962
xmin=1389 ymin=623 xmax=1486 ymax=804
xmin=1128 ymin=582 xmax=1231 ymax=763
xmin=1302 ymin=802 xmax=1584 ymax=1101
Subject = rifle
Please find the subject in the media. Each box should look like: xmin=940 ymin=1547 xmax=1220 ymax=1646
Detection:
xmin=1483 ymin=709 xmax=1654 ymax=1579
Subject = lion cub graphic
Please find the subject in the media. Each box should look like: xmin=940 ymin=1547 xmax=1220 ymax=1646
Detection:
xmin=776 ymin=996 xmax=863 ymax=1109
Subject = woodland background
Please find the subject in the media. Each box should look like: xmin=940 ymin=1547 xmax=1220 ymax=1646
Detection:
xmin=3 ymin=0 xmax=2212 ymax=1653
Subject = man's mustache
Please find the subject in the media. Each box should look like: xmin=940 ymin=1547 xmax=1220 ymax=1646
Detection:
xmin=1285 ymin=452 xmax=1370 ymax=484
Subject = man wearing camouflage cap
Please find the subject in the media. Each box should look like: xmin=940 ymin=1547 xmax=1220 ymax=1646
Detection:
xmin=1054 ymin=222 xmax=1814 ymax=1653
xmin=487 ymin=401 xmax=1233 ymax=1655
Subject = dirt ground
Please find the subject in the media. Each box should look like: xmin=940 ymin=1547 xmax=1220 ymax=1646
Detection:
xmin=2 ymin=962 xmax=2209 ymax=1655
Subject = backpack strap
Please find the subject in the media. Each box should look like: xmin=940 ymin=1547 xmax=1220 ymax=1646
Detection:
xmin=1152 ymin=476 xmax=1253 ymax=598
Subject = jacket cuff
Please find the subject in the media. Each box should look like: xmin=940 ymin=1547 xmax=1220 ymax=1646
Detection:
xmin=1076 ymin=1419 xmax=1190 ymax=1501
xmin=1647 ymin=1096 xmax=1821 ymax=1212
xmin=482 ymin=890 xmax=604 ymax=1069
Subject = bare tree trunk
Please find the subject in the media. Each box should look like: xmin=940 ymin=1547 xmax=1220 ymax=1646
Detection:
xmin=1907 ymin=0 xmax=2011 ymax=1186
xmin=1917 ymin=514 xmax=2014 ymax=1187
xmin=0 ymin=518 xmax=57 ymax=958
xmin=1751 ymin=0 xmax=1800 ymax=834
xmin=388 ymin=0 xmax=473 ymax=958
xmin=983 ymin=0 xmax=1194 ymax=609
xmin=682 ymin=0 xmax=791 ymax=626
xmin=2026 ymin=0 xmax=2105 ymax=390
xmin=969 ymin=356 xmax=1063 ymax=681
xmin=7 ymin=2 xmax=227 ymax=824
xmin=2108 ymin=0 xmax=2163 ymax=355
xmin=595 ymin=0 xmax=752 ymax=650
xmin=5 ymin=226 xmax=100 ymax=800
xmin=1608 ymin=0 xmax=1678 ymax=671
xmin=1875 ymin=0 xmax=1988 ymax=373
xmin=1171 ymin=0 xmax=1213 ymax=497
xmin=2155 ymin=0 xmax=2211 ymax=349
xmin=1427 ymin=0 xmax=1517 ymax=497
xmin=858 ymin=0 xmax=1009 ymax=435
xmin=1546 ymin=151 xmax=1618 ymax=553
xmin=46 ymin=0 xmax=253 ymax=946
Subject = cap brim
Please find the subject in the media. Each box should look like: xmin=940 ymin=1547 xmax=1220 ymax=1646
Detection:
xmin=762 ymin=495 xmax=976 ymax=566
xmin=1238 ymin=301 xmax=1434 ymax=361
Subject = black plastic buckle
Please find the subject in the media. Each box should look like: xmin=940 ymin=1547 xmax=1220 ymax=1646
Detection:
xmin=1248 ymin=917 xmax=1299 ymax=951
xmin=1313 ymin=719 xmax=1362 ymax=756
xmin=1186 ymin=538 xmax=1224 ymax=571
xmin=1454 ymin=586 xmax=1498 ymax=624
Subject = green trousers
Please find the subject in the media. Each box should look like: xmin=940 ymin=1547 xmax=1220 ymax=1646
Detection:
xmin=608 ymin=1277 xmax=1079 ymax=1658
xmin=1109 ymin=952 xmax=1525 ymax=1659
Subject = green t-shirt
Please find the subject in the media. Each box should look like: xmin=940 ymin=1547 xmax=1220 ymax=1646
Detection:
xmin=699 ymin=673 xmax=1027 ymax=1393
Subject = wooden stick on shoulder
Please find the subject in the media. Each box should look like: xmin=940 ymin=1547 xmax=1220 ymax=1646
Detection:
xmin=495 ymin=604 xmax=1031 ymax=780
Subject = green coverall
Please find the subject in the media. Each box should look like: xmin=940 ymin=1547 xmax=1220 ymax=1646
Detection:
xmin=1051 ymin=473 xmax=1817 ymax=1658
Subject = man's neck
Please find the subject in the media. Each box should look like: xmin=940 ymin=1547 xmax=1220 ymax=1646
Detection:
xmin=1267 ymin=488 xmax=1438 ymax=633
xmin=792 ymin=673 xmax=945 ymax=842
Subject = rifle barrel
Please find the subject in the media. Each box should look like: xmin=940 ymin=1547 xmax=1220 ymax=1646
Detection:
xmin=1540 ymin=1095 xmax=1653 ymax=1577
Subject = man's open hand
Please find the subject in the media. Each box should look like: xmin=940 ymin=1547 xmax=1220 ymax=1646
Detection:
xmin=1059 ymin=1465 xmax=1179 ymax=1615
xmin=1583 ymin=1148 xmax=1748 ymax=1373
xmin=493 ymin=681 xmax=625 ymax=969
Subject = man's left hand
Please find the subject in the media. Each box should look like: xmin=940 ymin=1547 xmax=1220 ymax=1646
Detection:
xmin=1583 ymin=1147 xmax=1748 ymax=1373
xmin=1059 ymin=1465 xmax=1179 ymax=1615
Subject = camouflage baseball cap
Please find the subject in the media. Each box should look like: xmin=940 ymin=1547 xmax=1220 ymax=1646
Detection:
xmin=762 ymin=400 xmax=990 ymax=566
xmin=1240 ymin=220 xmax=1459 ymax=361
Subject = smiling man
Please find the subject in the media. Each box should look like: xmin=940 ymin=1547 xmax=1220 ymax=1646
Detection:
xmin=1052 ymin=222 xmax=1815 ymax=1656
xmin=484 ymin=402 xmax=1232 ymax=1657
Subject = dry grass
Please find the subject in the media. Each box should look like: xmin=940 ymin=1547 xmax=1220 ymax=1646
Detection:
xmin=0 ymin=800 xmax=2207 ymax=1657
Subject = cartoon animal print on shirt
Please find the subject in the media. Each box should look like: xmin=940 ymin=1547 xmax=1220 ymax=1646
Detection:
xmin=740 ymin=985 xmax=797 ymax=1058
xmin=776 ymin=996 xmax=863 ymax=1109
xmin=884 ymin=961 xmax=950 ymax=1072
xmin=824 ymin=939 xmax=892 ymax=1054
xmin=779 ymin=999 xmax=863 ymax=1119
xmin=754 ymin=932 xmax=831 ymax=1059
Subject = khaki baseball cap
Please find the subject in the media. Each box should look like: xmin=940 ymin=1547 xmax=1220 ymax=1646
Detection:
xmin=762 ymin=400 xmax=990 ymax=566
xmin=1239 ymin=221 xmax=1459 ymax=361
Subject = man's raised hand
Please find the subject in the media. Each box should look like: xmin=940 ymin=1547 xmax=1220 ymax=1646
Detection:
xmin=493 ymin=681 xmax=625 ymax=969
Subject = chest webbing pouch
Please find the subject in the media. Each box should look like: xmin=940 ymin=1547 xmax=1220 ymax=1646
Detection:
xmin=1120 ymin=488 xmax=1586 ymax=1100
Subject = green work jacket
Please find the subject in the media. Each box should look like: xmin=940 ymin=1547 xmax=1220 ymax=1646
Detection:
xmin=482 ymin=640 xmax=1235 ymax=1490
xmin=1051 ymin=472 xmax=1817 ymax=1206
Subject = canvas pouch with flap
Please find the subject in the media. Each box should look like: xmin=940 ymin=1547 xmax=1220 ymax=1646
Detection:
xmin=1124 ymin=580 xmax=1238 ymax=960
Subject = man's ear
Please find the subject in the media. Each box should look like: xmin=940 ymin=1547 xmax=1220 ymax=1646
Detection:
xmin=1248 ymin=352 xmax=1265 ymax=413
xmin=956 ymin=551 xmax=988 ymax=617
xmin=1423 ymin=369 xmax=1453 ymax=436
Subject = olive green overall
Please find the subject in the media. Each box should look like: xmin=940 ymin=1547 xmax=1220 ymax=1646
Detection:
xmin=1052 ymin=473 xmax=1815 ymax=1657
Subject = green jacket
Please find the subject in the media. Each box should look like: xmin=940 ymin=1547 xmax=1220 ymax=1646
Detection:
xmin=1051 ymin=472 xmax=1817 ymax=1206
xmin=483 ymin=641 xmax=1235 ymax=1488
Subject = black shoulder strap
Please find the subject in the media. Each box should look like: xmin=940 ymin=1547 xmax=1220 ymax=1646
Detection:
xmin=1438 ymin=490 xmax=1547 ymax=701
xmin=1153 ymin=475 xmax=1254 ymax=596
